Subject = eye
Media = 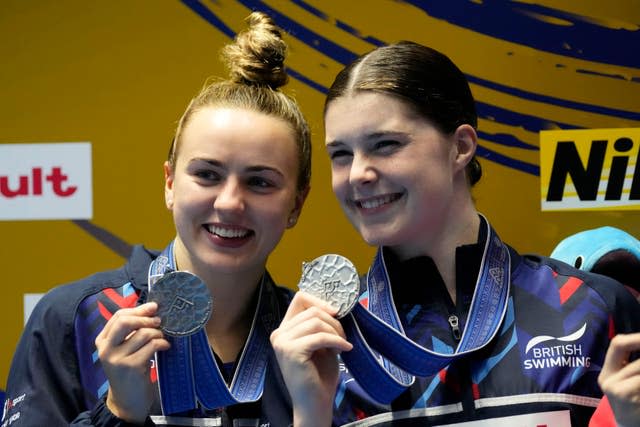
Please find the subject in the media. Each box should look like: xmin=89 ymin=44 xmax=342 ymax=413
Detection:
xmin=373 ymin=139 xmax=401 ymax=152
xmin=328 ymin=149 xmax=353 ymax=163
xmin=247 ymin=176 xmax=274 ymax=189
xmin=194 ymin=169 xmax=221 ymax=183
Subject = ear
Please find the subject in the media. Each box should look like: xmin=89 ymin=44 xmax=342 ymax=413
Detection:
xmin=287 ymin=186 xmax=310 ymax=229
xmin=452 ymin=124 xmax=477 ymax=173
xmin=163 ymin=161 xmax=175 ymax=210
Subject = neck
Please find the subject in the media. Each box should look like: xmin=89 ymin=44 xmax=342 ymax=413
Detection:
xmin=173 ymin=244 xmax=266 ymax=363
xmin=433 ymin=211 xmax=480 ymax=304
xmin=391 ymin=201 xmax=480 ymax=305
xmin=204 ymin=270 xmax=264 ymax=363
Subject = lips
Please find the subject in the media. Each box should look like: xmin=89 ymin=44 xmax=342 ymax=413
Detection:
xmin=205 ymin=224 xmax=251 ymax=238
xmin=204 ymin=224 xmax=254 ymax=249
xmin=354 ymin=193 xmax=402 ymax=210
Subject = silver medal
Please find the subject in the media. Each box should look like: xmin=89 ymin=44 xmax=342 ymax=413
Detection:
xmin=298 ymin=254 xmax=360 ymax=318
xmin=148 ymin=271 xmax=213 ymax=337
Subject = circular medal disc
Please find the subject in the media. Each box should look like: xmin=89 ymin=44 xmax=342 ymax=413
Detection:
xmin=298 ymin=254 xmax=360 ymax=318
xmin=148 ymin=271 xmax=213 ymax=337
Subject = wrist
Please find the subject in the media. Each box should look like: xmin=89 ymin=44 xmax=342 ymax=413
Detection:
xmin=91 ymin=397 xmax=143 ymax=427
xmin=292 ymin=404 xmax=333 ymax=427
xmin=105 ymin=394 xmax=148 ymax=426
xmin=293 ymin=416 xmax=332 ymax=427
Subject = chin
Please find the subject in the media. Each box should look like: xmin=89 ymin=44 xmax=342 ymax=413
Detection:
xmin=358 ymin=228 xmax=388 ymax=248
xmin=361 ymin=225 xmax=410 ymax=249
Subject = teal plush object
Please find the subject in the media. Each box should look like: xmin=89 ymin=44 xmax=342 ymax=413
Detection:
xmin=550 ymin=226 xmax=640 ymax=271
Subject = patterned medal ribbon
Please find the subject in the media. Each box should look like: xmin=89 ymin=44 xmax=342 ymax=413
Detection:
xmin=299 ymin=216 xmax=511 ymax=404
xmin=149 ymin=241 xmax=275 ymax=414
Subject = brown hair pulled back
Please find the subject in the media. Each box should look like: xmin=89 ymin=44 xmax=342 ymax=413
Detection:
xmin=325 ymin=41 xmax=482 ymax=186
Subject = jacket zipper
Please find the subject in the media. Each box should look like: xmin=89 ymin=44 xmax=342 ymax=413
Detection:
xmin=448 ymin=314 xmax=461 ymax=341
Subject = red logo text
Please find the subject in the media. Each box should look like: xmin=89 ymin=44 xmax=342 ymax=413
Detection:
xmin=0 ymin=167 xmax=77 ymax=198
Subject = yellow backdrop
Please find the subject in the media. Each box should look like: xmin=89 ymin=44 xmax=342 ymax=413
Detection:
xmin=1 ymin=0 xmax=639 ymax=389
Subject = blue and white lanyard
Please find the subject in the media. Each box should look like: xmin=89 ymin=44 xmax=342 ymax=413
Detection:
xmin=340 ymin=218 xmax=511 ymax=403
xmin=149 ymin=241 xmax=275 ymax=414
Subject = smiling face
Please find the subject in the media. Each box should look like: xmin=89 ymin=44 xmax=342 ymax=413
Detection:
xmin=165 ymin=107 xmax=305 ymax=280
xmin=325 ymin=92 xmax=474 ymax=259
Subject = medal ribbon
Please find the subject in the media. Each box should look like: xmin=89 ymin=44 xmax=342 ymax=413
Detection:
xmin=340 ymin=217 xmax=511 ymax=403
xmin=149 ymin=241 xmax=276 ymax=414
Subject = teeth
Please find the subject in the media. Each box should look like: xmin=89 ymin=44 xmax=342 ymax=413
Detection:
xmin=207 ymin=225 xmax=249 ymax=238
xmin=359 ymin=195 xmax=395 ymax=209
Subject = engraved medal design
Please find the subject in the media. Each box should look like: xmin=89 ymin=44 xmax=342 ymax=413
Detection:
xmin=148 ymin=271 xmax=213 ymax=337
xmin=298 ymin=254 xmax=359 ymax=318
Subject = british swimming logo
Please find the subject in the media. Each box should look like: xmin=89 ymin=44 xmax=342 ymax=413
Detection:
xmin=523 ymin=323 xmax=591 ymax=370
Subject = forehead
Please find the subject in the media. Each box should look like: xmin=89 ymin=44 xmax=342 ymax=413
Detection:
xmin=324 ymin=92 xmax=423 ymax=143
xmin=179 ymin=107 xmax=298 ymax=160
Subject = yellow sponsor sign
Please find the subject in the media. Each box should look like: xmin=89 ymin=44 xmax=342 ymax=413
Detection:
xmin=540 ymin=128 xmax=640 ymax=211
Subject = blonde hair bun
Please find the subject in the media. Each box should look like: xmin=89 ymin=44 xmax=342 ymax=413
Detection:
xmin=222 ymin=11 xmax=289 ymax=89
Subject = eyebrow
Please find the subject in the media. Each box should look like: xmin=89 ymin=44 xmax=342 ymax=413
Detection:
xmin=191 ymin=158 xmax=285 ymax=177
xmin=191 ymin=158 xmax=223 ymax=167
xmin=325 ymin=140 xmax=346 ymax=149
xmin=326 ymin=130 xmax=407 ymax=147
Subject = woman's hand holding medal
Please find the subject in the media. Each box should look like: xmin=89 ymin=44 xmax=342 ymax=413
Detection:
xmin=270 ymin=292 xmax=352 ymax=427
xmin=94 ymin=302 xmax=170 ymax=423
xmin=270 ymin=254 xmax=358 ymax=427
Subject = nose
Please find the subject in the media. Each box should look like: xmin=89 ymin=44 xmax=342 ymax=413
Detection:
xmin=214 ymin=178 xmax=245 ymax=213
xmin=349 ymin=153 xmax=377 ymax=186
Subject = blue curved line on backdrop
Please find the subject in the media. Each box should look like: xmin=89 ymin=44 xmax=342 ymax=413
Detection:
xmin=334 ymin=20 xmax=386 ymax=47
xmin=576 ymin=68 xmax=634 ymax=81
xmin=477 ymin=130 xmax=538 ymax=151
xmin=476 ymin=146 xmax=540 ymax=176
xmin=181 ymin=0 xmax=235 ymax=38
xmin=403 ymin=0 xmax=640 ymax=70
xmin=289 ymin=0 xmax=328 ymax=21
xmin=182 ymin=0 xmax=639 ymax=123
xmin=287 ymin=68 xmax=329 ymax=94
xmin=468 ymin=75 xmax=640 ymax=122
xmin=179 ymin=1 xmax=330 ymax=94
xmin=476 ymin=102 xmax=579 ymax=137
xmin=237 ymin=0 xmax=358 ymax=64
xmin=291 ymin=0 xmax=386 ymax=46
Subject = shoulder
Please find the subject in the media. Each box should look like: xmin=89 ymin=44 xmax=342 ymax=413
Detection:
xmin=262 ymin=272 xmax=295 ymax=324
xmin=30 ymin=245 xmax=159 ymax=323
xmin=272 ymin=283 xmax=295 ymax=302
xmin=515 ymin=252 xmax=640 ymax=316
xmin=271 ymin=283 xmax=295 ymax=317
xmin=264 ymin=271 xmax=295 ymax=303
xmin=520 ymin=252 xmax=629 ymax=292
